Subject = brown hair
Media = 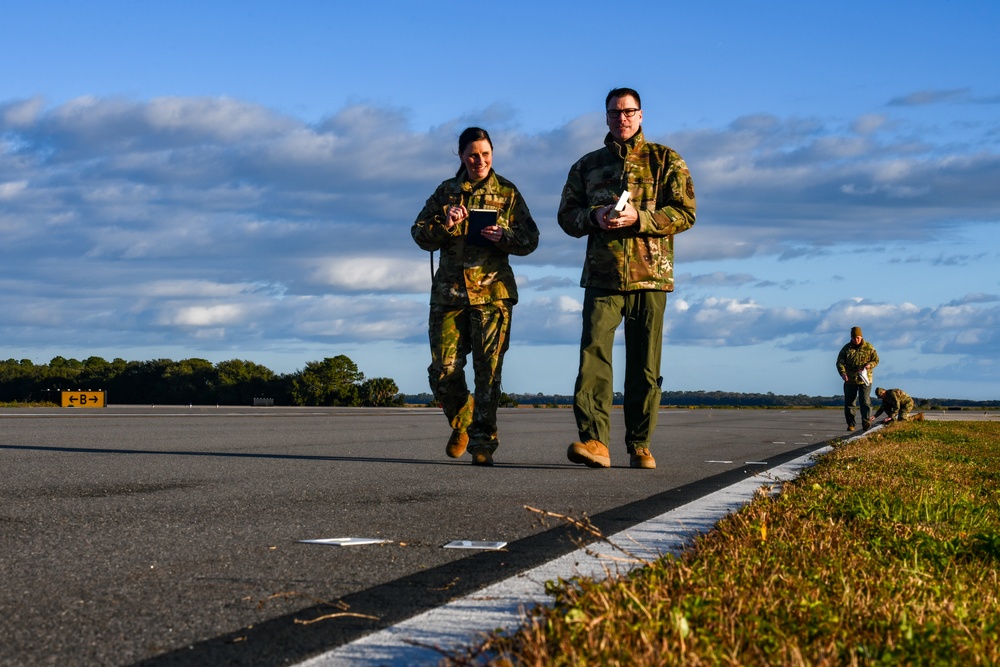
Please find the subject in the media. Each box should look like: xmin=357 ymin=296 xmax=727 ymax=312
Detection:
xmin=456 ymin=127 xmax=492 ymax=177
xmin=606 ymin=87 xmax=642 ymax=109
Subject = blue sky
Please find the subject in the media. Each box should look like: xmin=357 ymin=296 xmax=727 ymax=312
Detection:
xmin=2 ymin=1 xmax=998 ymax=400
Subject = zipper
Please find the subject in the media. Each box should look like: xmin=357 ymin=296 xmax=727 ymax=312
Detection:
xmin=619 ymin=144 xmax=632 ymax=291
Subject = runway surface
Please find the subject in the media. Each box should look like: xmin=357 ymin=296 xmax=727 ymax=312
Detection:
xmin=1 ymin=406 xmax=873 ymax=665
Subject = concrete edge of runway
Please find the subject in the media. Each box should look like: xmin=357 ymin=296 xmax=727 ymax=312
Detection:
xmin=300 ymin=427 xmax=879 ymax=666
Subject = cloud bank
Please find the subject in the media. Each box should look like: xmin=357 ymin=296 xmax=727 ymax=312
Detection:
xmin=1 ymin=94 xmax=998 ymax=397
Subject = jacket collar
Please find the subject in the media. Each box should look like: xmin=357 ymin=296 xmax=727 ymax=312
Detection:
xmin=459 ymin=168 xmax=498 ymax=193
xmin=605 ymin=128 xmax=645 ymax=159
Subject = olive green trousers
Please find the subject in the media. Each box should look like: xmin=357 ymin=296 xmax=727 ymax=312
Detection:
xmin=573 ymin=288 xmax=665 ymax=452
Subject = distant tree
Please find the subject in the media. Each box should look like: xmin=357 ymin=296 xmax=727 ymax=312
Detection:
xmin=360 ymin=377 xmax=401 ymax=407
xmin=163 ymin=358 xmax=217 ymax=405
xmin=498 ymin=392 xmax=518 ymax=408
xmin=0 ymin=359 xmax=40 ymax=402
xmin=163 ymin=358 xmax=217 ymax=404
xmin=78 ymin=356 xmax=127 ymax=389
xmin=104 ymin=359 xmax=173 ymax=404
xmin=43 ymin=356 xmax=84 ymax=389
xmin=215 ymin=359 xmax=278 ymax=405
xmin=291 ymin=355 xmax=364 ymax=406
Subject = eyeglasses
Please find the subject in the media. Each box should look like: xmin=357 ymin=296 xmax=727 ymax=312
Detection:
xmin=606 ymin=108 xmax=640 ymax=119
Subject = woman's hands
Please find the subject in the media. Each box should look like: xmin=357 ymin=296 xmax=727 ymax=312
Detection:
xmin=480 ymin=225 xmax=503 ymax=243
xmin=444 ymin=205 xmax=503 ymax=243
xmin=444 ymin=204 xmax=468 ymax=230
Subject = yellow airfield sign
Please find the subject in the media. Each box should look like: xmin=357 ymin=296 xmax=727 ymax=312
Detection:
xmin=61 ymin=390 xmax=107 ymax=408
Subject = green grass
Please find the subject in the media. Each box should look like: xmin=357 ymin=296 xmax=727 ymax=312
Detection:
xmin=0 ymin=401 xmax=58 ymax=408
xmin=448 ymin=421 xmax=1000 ymax=666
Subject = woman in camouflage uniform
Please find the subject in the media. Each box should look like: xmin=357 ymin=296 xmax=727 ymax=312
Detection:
xmin=411 ymin=128 xmax=539 ymax=466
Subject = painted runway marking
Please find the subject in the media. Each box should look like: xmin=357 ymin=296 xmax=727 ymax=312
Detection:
xmin=442 ymin=540 xmax=508 ymax=550
xmin=297 ymin=445 xmax=833 ymax=666
xmin=299 ymin=538 xmax=390 ymax=547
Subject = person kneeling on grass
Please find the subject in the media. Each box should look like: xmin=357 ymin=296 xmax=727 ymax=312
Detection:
xmin=874 ymin=387 xmax=915 ymax=423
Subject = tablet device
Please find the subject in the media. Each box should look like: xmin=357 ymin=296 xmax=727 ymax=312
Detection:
xmin=467 ymin=209 xmax=498 ymax=247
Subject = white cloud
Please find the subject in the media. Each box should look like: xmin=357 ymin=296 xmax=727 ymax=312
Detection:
xmin=167 ymin=304 xmax=245 ymax=327
xmin=888 ymin=89 xmax=971 ymax=106
xmin=0 ymin=93 xmax=998 ymax=398
xmin=0 ymin=180 xmax=28 ymax=199
xmin=852 ymin=114 xmax=890 ymax=136
xmin=309 ymin=257 xmax=429 ymax=293
xmin=0 ymin=97 xmax=44 ymax=126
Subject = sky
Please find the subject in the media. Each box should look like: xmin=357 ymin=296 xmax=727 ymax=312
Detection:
xmin=2 ymin=1 xmax=998 ymax=401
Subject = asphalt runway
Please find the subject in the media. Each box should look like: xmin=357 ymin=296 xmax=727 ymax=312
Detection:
xmin=1 ymin=406 xmax=856 ymax=665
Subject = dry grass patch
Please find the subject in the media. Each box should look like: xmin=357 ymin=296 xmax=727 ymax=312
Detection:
xmin=448 ymin=421 xmax=1000 ymax=666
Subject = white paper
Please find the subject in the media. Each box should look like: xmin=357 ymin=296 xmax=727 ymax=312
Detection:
xmin=613 ymin=190 xmax=631 ymax=211
xmin=299 ymin=538 xmax=389 ymax=546
xmin=858 ymin=368 xmax=870 ymax=385
xmin=443 ymin=540 xmax=507 ymax=550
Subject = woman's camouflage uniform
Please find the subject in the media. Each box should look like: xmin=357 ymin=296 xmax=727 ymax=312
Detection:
xmin=412 ymin=169 xmax=538 ymax=455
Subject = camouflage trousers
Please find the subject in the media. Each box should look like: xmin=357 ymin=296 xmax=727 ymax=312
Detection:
xmin=893 ymin=396 xmax=914 ymax=421
xmin=427 ymin=300 xmax=512 ymax=453
xmin=573 ymin=288 xmax=666 ymax=453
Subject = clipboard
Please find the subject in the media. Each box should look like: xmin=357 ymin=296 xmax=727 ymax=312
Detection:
xmin=466 ymin=209 xmax=498 ymax=247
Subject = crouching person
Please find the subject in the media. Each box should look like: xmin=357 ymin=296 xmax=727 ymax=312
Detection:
xmin=874 ymin=387 xmax=915 ymax=423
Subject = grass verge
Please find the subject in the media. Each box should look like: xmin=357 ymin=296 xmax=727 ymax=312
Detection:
xmin=448 ymin=420 xmax=1000 ymax=665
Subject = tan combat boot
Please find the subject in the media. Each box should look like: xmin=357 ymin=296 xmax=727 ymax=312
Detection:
xmin=446 ymin=430 xmax=469 ymax=458
xmin=629 ymin=447 xmax=656 ymax=469
xmin=567 ymin=440 xmax=611 ymax=468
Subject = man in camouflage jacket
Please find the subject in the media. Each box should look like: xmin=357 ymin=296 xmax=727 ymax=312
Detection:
xmin=412 ymin=165 xmax=538 ymax=462
xmin=874 ymin=387 xmax=914 ymax=422
xmin=558 ymin=87 xmax=696 ymax=470
xmin=836 ymin=325 xmax=880 ymax=430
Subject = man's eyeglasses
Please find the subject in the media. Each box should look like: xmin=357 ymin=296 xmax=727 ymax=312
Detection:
xmin=606 ymin=108 xmax=640 ymax=119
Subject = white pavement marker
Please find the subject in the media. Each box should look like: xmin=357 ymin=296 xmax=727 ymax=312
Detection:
xmin=298 ymin=442 xmax=851 ymax=666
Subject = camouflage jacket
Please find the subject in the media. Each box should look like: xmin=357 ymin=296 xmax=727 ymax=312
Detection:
xmin=836 ymin=341 xmax=879 ymax=384
xmin=411 ymin=169 xmax=539 ymax=306
xmin=557 ymin=129 xmax=696 ymax=292
xmin=875 ymin=388 xmax=912 ymax=416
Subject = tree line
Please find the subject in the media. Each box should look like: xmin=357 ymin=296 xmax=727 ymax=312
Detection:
xmin=405 ymin=390 xmax=998 ymax=410
xmin=403 ymin=390 xmax=848 ymax=408
xmin=0 ymin=355 xmax=404 ymax=407
xmin=5 ymin=356 xmax=993 ymax=409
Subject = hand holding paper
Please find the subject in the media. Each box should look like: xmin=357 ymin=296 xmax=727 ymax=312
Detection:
xmin=607 ymin=190 xmax=631 ymax=220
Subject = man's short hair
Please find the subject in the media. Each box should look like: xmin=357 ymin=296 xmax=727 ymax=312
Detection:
xmin=606 ymin=87 xmax=642 ymax=109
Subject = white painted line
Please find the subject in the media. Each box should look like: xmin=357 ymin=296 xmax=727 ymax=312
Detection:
xmin=296 ymin=446 xmax=832 ymax=666
xmin=299 ymin=538 xmax=390 ymax=547
xmin=705 ymin=460 xmax=733 ymax=464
